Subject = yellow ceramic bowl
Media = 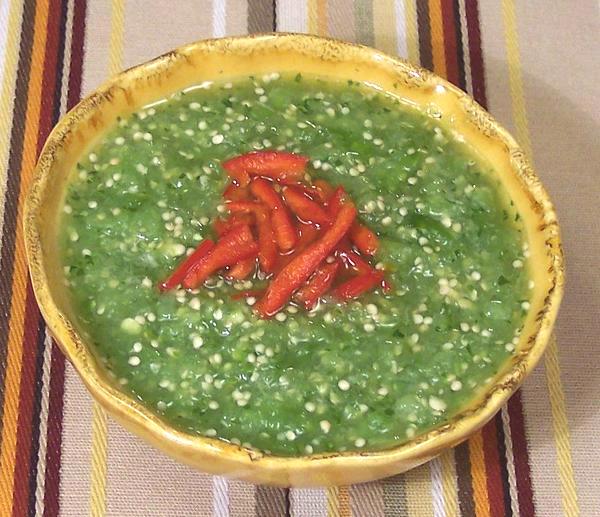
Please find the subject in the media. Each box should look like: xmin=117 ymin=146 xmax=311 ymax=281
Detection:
xmin=24 ymin=34 xmax=564 ymax=487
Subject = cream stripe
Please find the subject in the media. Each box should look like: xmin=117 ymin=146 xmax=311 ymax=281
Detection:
xmin=276 ymin=0 xmax=309 ymax=32
xmin=500 ymin=406 xmax=521 ymax=517
xmin=33 ymin=332 xmax=55 ymax=517
xmin=58 ymin=0 xmax=75 ymax=115
xmin=289 ymin=487 xmax=328 ymax=517
xmin=440 ymin=449 xmax=458 ymax=517
xmin=456 ymin=0 xmax=473 ymax=96
xmin=212 ymin=0 xmax=227 ymax=38
xmin=402 ymin=0 xmax=419 ymax=64
xmin=89 ymin=1 xmax=125 ymax=516
xmin=393 ymin=0 xmax=408 ymax=59
xmin=373 ymin=0 xmax=398 ymax=55
xmin=501 ymin=2 xmax=580 ymax=515
xmin=0 ymin=0 xmax=25 ymax=251
xmin=430 ymin=458 xmax=445 ymax=517
xmin=213 ymin=476 xmax=229 ymax=517
xmin=0 ymin=0 xmax=12 ymax=86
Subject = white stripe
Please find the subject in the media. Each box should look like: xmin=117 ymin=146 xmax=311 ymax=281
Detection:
xmin=394 ymin=0 xmax=409 ymax=60
xmin=430 ymin=457 xmax=445 ymax=517
xmin=501 ymin=406 xmax=522 ymax=517
xmin=457 ymin=0 xmax=474 ymax=96
xmin=59 ymin=0 xmax=75 ymax=115
xmin=212 ymin=0 xmax=226 ymax=38
xmin=212 ymin=476 xmax=229 ymax=517
xmin=289 ymin=488 xmax=328 ymax=517
xmin=276 ymin=0 xmax=309 ymax=33
xmin=0 ymin=0 xmax=12 ymax=87
xmin=34 ymin=332 xmax=55 ymax=517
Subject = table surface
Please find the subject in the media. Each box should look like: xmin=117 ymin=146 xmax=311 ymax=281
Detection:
xmin=0 ymin=1 xmax=598 ymax=516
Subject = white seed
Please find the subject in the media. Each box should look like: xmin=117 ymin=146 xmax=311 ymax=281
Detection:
xmin=363 ymin=323 xmax=375 ymax=332
xmin=212 ymin=134 xmax=224 ymax=144
xmin=338 ymin=379 xmax=351 ymax=391
xmin=354 ymin=438 xmax=366 ymax=448
xmin=192 ymin=336 xmax=204 ymax=349
xmin=320 ymin=420 xmax=331 ymax=433
xmin=128 ymin=356 xmax=140 ymax=366
xmin=450 ymin=380 xmax=463 ymax=391
xmin=208 ymin=400 xmax=219 ymax=410
xmin=285 ymin=430 xmax=296 ymax=441
xmin=429 ymin=396 xmax=447 ymax=412
xmin=304 ymin=402 xmax=316 ymax=413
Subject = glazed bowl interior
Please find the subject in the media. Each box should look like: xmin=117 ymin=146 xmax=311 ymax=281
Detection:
xmin=24 ymin=33 xmax=563 ymax=487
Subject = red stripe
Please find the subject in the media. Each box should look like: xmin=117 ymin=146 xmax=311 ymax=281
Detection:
xmin=464 ymin=0 xmax=488 ymax=107
xmin=482 ymin=417 xmax=508 ymax=517
xmin=508 ymin=391 xmax=536 ymax=516
xmin=440 ymin=0 xmax=460 ymax=86
xmin=10 ymin=0 xmax=63 ymax=513
xmin=43 ymin=2 xmax=87 ymax=515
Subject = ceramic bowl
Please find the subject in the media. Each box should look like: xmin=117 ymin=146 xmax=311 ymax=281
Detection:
xmin=24 ymin=33 xmax=564 ymax=487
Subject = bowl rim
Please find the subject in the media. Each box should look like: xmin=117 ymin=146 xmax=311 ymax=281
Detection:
xmin=24 ymin=32 xmax=564 ymax=485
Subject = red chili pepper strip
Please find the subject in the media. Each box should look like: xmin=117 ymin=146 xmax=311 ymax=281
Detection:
xmin=226 ymin=258 xmax=256 ymax=280
xmin=158 ymin=239 xmax=215 ymax=291
xmin=314 ymin=179 xmax=335 ymax=203
xmin=227 ymin=201 xmax=278 ymax=273
xmin=255 ymin=203 xmax=357 ymax=318
xmin=250 ymin=178 xmax=297 ymax=251
xmin=337 ymin=246 xmax=391 ymax=292
xmin=183 ymin=224 xmax=258 ymax=289
xmin=283 ymin=187 xmax=331 ymax=225
xmin=223 ymin=183 xmax=250 ymax=201
xmin=223 ymin=151 xmax=309 ymax=183
xmin=331 ymin=270 xmax=385 ymax=301
xmin=326 ymin=186 xmax=348 ymax=217
xmin=213 ymin=213 xmax=254 ymax=237
xmin=350 ymin=223 xmax=379 ymax=255
xmin=295 ymin=261 xmax=340 ymax=310
xmin=274 ymin=223 xmax=320 ymax=273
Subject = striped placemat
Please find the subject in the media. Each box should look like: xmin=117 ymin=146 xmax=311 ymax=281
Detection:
xmin=1 ymin=1 xmax=598 ymax=516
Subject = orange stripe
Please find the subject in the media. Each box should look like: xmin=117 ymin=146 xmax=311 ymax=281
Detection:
xmin=428 ymin=0 xmax=447 ymax=78
xmin=0 ymin=0 xmax=50 ymax=512
xmin=327 ymin=486 xmax=351 ymax=517
xmin=469 ymin=431 xmax=491 ymax=517
xmin=309 ymin=0 xmax=328 ymax=36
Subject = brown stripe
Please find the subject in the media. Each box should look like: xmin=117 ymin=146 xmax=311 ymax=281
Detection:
xmin=440 ymin=0 xmax=460 ymax=86
xmin=508 ymin=391 xmax=536 ymax=517
xmin=44 ymin=1 xmax=87 ymax=514
xmin=354 ymin=0 xmax=374 ymax=46
xmin=464 ymin=0 xmax=487 ymax=106
xmin=256 ymin=486 xmax=288 ymax=517
xmin=0 ymin=0 xmax=37 ymax=445
xmin=455 ymin=442 xmax=476 ymax=516
xmin=11 ymin=0 xmax=63 ymax=511
xmin=482 ymin=417 xmax=509 ymax=517
xmin=416 ymin=0 xmax=432 ymax=70
xmin=248 ymin=0 xmax=276 ymax=33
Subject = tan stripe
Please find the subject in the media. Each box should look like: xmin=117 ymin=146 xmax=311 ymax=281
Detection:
xmin=308 ymin=0 xmax=327 ymax=36
xmin=226 ymin=0 xmax=248 ymax=35
xmin=403 ymin=0 xmax=419 ymax=64
xmin=501 ymin=2 xmax=580 ymax=513
xmin=229 ymin=480 xmax=257 ymax=516
xmin=404 ymin=463 xmax=434 ymax=515
xmin=440 ymin=449 xmax=459 ymax=516
xmin=456 ymin=0 xmax=473 ymax=95
xmin=327 ymin=0 xmax=355 ymax=42
xmin=326 ymin=486 xmax=351 ymax=517
xmin=89 ymin=2 xmax=124 ymax=515
xmin=373 ymin=0 xmax=398 ymax=54
xmin=0 ymin=0 xmax=25 ymax=246
xmin=351 ymin=481 xmax=385 ymax=517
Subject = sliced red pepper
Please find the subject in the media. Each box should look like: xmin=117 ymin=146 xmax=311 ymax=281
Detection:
xmin=337 ymin=246 xmax=391 ymax=292
xmin=326 ymin=186 xmax=349 ymax=217
xmin=255 ymin=203 xmax=357 ymax=318
xmin=273 ymin=222 xmax=321 ymax=273
xmin=227 ymin=201 xmax=278 ymax=273
xmin=226 ymin=258 xmax=256 ymax=280
xmin=350 ymin=223 xmax=379 ymax=255
xmin=223 ymin=151 xmax=309 ymax=183
xmin=294 ymin=261 xmax=340 ymax=310
xmin=223 ymin=183 xmax=250 ymax=201
xmin=213 ymin=213 xmax=254 ymax=237
xmin=183 ymin=224 xmax=258 ymax=289
xmin=331 ymin=270 xmax=385 ymax=301
xmin=313 ymin=179 xmax=335 ymax=203
xmin=283 ymin=187 xmax=331 ymax=225
xmin=250 ymin=178 xmax=298 ymax=251
xmin=158 ymin=239 xmax=215 ymax=291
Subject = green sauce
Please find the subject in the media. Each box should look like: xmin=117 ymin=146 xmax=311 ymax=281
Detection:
xmin=60 ymin=74 xmax=530 ymax=456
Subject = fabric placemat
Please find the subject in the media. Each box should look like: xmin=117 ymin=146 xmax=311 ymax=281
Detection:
xmin=0 ymin=1 xmax=598 ymax=516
